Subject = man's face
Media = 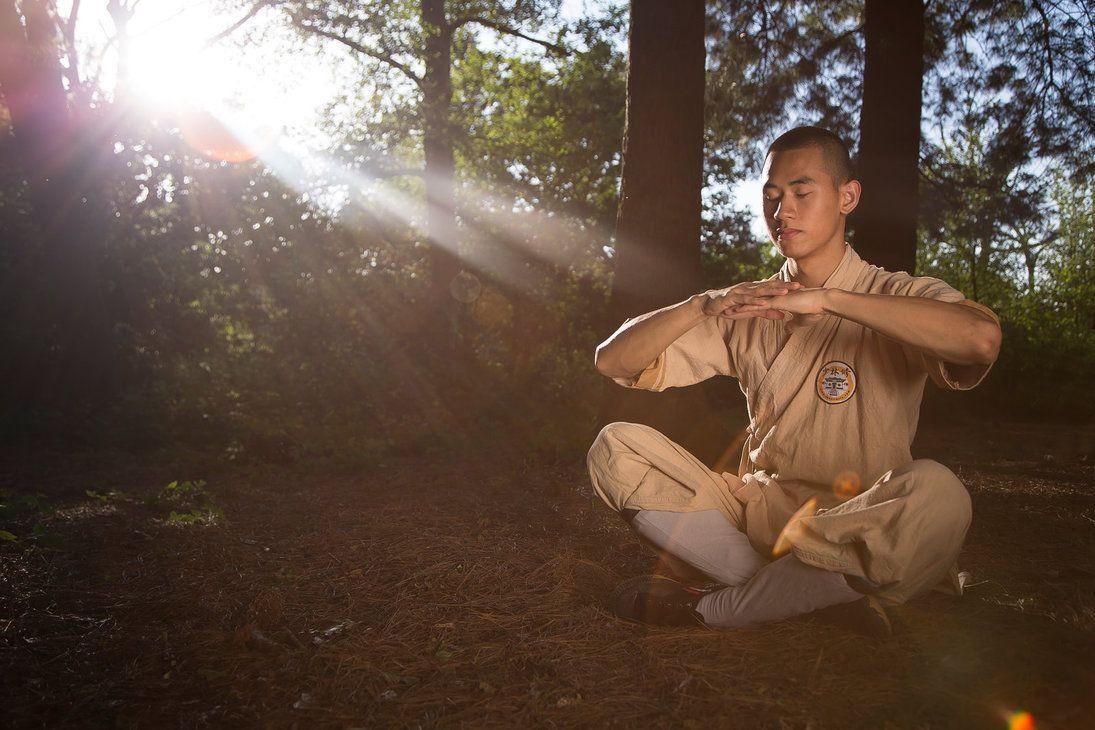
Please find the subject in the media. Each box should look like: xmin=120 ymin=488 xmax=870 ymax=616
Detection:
xmin=761 ymin=146 xmax=857 ymax=261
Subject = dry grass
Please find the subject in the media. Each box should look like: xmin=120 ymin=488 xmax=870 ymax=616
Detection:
xmin=2 ymin=421 xmax=1094 ymax=728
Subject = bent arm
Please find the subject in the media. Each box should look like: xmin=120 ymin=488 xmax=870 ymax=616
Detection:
xmin=594 ymin=295 xmax=708 ymax=379
xmin=823 ymin=289 xmax=1002 ymax=365
xmin=596 ymin=280 xmax=802 ymax=380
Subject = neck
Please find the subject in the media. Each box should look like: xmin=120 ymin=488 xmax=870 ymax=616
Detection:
xmin=785 ymin=239 xmax=847 ymax=288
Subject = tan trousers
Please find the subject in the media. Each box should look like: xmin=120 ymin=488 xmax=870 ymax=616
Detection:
xmin=587 ymin=422 xmax=971 ymax=604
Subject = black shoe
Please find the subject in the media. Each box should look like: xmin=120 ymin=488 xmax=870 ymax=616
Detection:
xmin=610 ymin=575 xmax=708 ymax=627
xmin=813 ymin=595 xmax=892 ymax=638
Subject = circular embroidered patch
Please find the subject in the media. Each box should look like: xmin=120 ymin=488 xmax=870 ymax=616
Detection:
xmin=816 ymin=360 xmax=857 ymax=404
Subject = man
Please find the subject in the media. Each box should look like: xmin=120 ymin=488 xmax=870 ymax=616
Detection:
xmin=587 ymin=126 xmax=1002 ymax=634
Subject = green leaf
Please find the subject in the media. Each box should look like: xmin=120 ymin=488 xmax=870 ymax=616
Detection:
xmin=0 ymin=530 xmax=16 ymax=542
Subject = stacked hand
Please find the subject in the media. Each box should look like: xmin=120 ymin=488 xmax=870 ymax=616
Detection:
xmin=700 ymin=280 xmax=831 ymax=331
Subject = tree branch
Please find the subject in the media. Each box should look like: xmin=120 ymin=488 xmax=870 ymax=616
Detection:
xmin=450 ymin=15 xmax=568 ymax=56
xmin=61 ymin=0 xmax=83 ymax=94
xmin=204 ymin=0 xmax=282 ymax=48
xmin=66 ymin=0 xmax=81 ymax=37
xmin=294 ymin=18 xmax=423 ymax=88
xmin=1031 ymin=1 xmax=1057 ymax=91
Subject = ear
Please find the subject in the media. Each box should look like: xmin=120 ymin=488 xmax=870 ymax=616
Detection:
xmin=839 ymin=179 xmax=861 ymax=215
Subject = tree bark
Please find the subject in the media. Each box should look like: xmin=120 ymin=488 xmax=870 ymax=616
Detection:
xmin=609 ymin=0 xmax=706 ymax=321
xmin=853 ymin=0 xmax=924 ymax=274
xmin=0 ymin=0 xmax=116 ymax=425
xmin=420 ymin=0 xmax=463 ymax=328
xmin=598 ymin=0 xmax=732 ymax=467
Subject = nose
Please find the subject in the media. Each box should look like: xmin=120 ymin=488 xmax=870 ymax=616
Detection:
xmin=774 ymin=198 xmax=795 ymax=222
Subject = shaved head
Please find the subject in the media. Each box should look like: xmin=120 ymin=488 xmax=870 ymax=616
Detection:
xmin=767 ymin=126 xmax=854 ymax=187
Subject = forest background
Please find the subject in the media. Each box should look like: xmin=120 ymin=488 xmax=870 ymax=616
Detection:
xmin=2 ymin=0 xmax=1094 ymax=470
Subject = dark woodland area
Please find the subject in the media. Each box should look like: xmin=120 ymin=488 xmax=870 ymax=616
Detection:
xmin=2 ymin=0 xmax=1094 ymax=727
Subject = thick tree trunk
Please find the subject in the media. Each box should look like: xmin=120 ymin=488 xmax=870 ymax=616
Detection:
xmin=598 ymin=0 xmax=731 ymax=467
xmin=854 ymin=0 xmax=924 ymax=274
xmin=0 ymin=0 xmax=116 ymax=427
xmin=420 ymin=0 xmax=462 ymax=330
xmin=609 ymin=0 xmax=706 ymax=321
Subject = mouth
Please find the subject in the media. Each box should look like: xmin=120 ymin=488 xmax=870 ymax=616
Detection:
xmin=777 ymin=228 xmax=802 ymax=241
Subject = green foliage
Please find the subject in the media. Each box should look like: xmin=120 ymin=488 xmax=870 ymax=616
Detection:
xmin=453 ymin=10 xmax=625 ymax=230
xmin=920 ymin=160 xmax=1095 ymax=419
xmin=0 ymin=491 xmax=50 ymax=518
xmin=167 ymin=507 xmax=224 ymax=526
xmin=152 ymin=480 xmax=223 ymax=526
xmin=0 ymin=488 xmax=55 ymax=544
xmin=84 ymin=489 xmax=117 ymax=502
xmin=1043 ymin=176 xmax=1095 ymax=335
xmin=919 ymin=120 xmax=1043 ymax=304
xmin=157 ymin=479 xmax=208 ymax=503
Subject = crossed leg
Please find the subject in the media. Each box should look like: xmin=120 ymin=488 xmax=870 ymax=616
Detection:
xmin=588 ymin=422 xmax=972 ymax=627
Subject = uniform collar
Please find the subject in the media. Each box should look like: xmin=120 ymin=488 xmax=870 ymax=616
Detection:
xmin=777 ymin=243 xmax=864 ymax=289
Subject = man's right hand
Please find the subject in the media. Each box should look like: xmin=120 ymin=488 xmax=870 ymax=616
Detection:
xmin=698 ymin=280 xmax=804 ymax=320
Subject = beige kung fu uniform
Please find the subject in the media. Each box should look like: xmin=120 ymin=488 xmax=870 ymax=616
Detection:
xmin=588 ymin=244 xmax=1000 ymax=604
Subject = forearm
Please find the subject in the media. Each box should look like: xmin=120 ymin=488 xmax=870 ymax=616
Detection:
xmin=595 ymin=295 xmax=708 ymax=379
xmin=823 ymin=289 xmax=1001 ymax=365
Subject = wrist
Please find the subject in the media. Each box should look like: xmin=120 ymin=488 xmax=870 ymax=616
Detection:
xmin=821 ymin=288 xmax=846 ymax=315
xmin=687 ymin=292 xmax=709 ymax=318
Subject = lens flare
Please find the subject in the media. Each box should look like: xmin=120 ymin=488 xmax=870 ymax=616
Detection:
xmin=772 ymin=496 xmax=818 ymax=558
xmin=471 ymin=288 xmax=513 ymax=329
xmin=833 ymin=470 xmax=862 ymax=501
xmin=713 ymin=428 xmax=749 ymax=474
xmin=449 ymin=270 xmax=483 ymax=303
xmin=1007 ymin=711 xmax=1035 ymax=730
xmin=178 ymin=108 xmax=278 ymax=164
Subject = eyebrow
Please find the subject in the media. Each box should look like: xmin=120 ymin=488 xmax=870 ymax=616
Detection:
xmin=763 ymin=176 xmax=818 ymax=190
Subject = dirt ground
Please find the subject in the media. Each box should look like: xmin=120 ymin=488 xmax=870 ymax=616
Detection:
xmin=2 ymin=419 xmax=1094 ymax=728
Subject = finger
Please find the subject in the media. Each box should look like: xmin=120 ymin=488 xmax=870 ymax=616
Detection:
xmin=756 ymin=284 xmax=793 ymax=297
xmin=721 ymin=306 xmax=771 ymax=320
xmin=739 ymin=286 xmax=789 ymax=301
xmin=709 ymin=299 xmax=745 ymax=316
xmin=741 ymin=295 xmax=776 ymax=306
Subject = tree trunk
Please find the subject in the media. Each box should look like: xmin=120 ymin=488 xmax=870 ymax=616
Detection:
xmin=609 ymin=0 xmax=706 ymax=321
xmin=420 ymin=0 xmax=462 ymax=333
xmin=0 ymin=0 xmax=116 ymax=427
xmin=853 ymin=0 xmax=924 ymax=274
xmin=598 ymin=0 xmax=732 ymax=467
